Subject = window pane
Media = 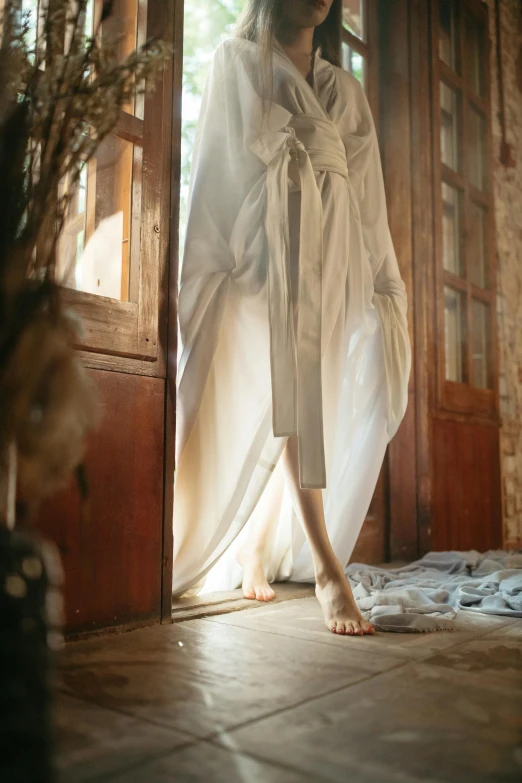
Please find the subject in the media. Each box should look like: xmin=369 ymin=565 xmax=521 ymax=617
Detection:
xmin=440 ymin=82 xmax=460 ymax=171
xmin=439 ymin=0 xmax=458 ymax=72
xmin=441 ymin=183 xmax=463 ymax=276
xmin=469 ymin=202 xmax=489 ymax=288
xmin=444 ymin=287 xmax=466 ymax=383
xmin=472 ymin=300 xmax=491 ymax=388
xmin=468 ymin=105 xmax=487 ymax=190
xmin=22 ymin=0 xmax=39 ymax=50
xmin=342 ymin=0 xmax=364 ymax=41
xmin=58 ymin=135 xmax=139 ymax=302
xmin=59 ymin=164 xmax=89 ymax=292
xmin=341 ymin=41 xmax=366 ymax=88
xmin=101 ymin=0 xmax=142 ymax=117
xmin=465 ymin=14 xmax=486 ymax=98
xmin=85 ymin=0 xmax=95 ymax=37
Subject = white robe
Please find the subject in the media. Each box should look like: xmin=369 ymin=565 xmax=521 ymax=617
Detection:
xmin=173 ymin=39 xmax=411 ymax=596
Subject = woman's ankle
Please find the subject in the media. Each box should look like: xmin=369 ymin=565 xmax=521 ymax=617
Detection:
xmin=237 ymin=544 xmax=264 ymax=564
xmin=314 ymin=562 xmax=345 ymax=589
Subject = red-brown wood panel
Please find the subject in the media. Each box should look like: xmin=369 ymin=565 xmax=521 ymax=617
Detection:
xmin=410 ymin=0 xmax=435 ymax=557
xmin=379 ymin=0 xmax=418 ymax=562
xmin=431 ymin=416 xmax=502 ymax=551
xmin=35 ymin=368 xmax=165 ymax=633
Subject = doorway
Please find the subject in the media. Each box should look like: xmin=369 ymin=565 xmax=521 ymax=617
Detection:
xmin=173 ymin=0 xmax=388 ymax=610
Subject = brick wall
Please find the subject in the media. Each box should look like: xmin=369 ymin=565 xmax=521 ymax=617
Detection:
xmin=486 ymin=0 xmax=522 ymax=544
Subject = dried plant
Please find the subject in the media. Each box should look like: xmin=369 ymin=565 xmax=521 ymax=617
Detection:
xmin=0 ymin=0 xmax=170 ymax=518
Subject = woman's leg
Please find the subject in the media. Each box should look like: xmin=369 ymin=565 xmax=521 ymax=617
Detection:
xmin=282 ymin=436 xmax=374 ymax=635
xmin=237 ymin=462 xmax=284 ymax=601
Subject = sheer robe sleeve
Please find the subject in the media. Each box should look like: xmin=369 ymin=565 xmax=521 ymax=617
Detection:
xmin=353 ymin=90 xmax=412 ymax=440
xmin=176 ymin=43 xmax=247 ymax=457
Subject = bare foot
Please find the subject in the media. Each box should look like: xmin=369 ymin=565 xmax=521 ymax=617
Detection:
xmin=315 ymin=568 xmax=375 ymax=635
xmin=237 ymin=548 xmax=275 ymax=602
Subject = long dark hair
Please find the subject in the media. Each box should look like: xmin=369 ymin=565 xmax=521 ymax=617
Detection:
xmin=236 ymin=0 xmax=342 ymax=99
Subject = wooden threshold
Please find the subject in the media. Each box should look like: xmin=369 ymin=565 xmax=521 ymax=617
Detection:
xmin=171 ymin=582 xmax=315 ymax=623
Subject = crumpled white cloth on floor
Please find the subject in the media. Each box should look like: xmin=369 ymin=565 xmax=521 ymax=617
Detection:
xmin=346 ymin=550 xmax=522 ymax=633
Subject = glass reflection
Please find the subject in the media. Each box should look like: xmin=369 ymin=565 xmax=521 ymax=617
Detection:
xmin=444 ymin=286 xmax=465 ymax=383
xmin=342 ymin=0 xmax=364 ymax=41
xmin=472 ymin=300 xmax=490 ymax=388
xmin=440 ymin=82 xmax=460 ymax=171
xmin=468 ymin=105 xmax=487 ymax=190
xmin=341 ymin=41 xmax=365 ymax=88
xmin=441 ymin=183 xmax=463 ymax=277
xmin=466 ymin=14 xmax=485 ymax=97
xmin=470 ymin=202 xmax=489 ymax=288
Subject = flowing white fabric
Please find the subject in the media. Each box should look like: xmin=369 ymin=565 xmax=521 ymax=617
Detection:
xmin=173 ymin=40 xmax=411 ymax=596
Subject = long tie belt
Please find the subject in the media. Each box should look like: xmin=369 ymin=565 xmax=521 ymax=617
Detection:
xmin=251 ymin=114 xmax=349 ymax=489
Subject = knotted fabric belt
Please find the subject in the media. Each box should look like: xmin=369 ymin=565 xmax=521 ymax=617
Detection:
xmin=251 ymin=114 xmax=349 ymax=489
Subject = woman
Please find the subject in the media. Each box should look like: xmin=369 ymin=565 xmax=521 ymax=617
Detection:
xmin=173 ymin=0 xmax=411 ymax=636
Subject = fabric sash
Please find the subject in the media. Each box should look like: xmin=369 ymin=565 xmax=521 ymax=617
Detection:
xmin=251 ymin=114 xmax=349 ymax=489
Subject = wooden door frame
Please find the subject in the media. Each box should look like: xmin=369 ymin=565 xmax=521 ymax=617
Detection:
xmin=408 ymin=0 xmax=435 ymax=556
xmin=161 ymin=0 xmax=184 ymax=622
xmin=378 ymin=0 xmax=423 ymax=562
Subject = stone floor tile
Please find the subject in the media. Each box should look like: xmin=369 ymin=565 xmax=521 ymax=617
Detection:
xmin=207 ymin=597 xmax=513 ymax=659
xmin=58 ymin=619 xmax=405 ymax=739
xmin=106 ymin=741 xmax=322 ymax=783
xmin=225 ymin=661 xmax=522 ymax=783
xmin=54 ymin=692 xmax=190 ymax=783
xmin=421 ymin=635 xmax=522 ymax=690
xmin=478 ymin=619 xmax=522 ymax=641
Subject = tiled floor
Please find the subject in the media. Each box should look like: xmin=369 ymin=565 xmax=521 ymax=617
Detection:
xmin=54 ymin=593 xmax=522 ymax=782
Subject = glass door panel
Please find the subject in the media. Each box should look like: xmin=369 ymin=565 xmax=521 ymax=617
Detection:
xmin=440 ymin=82 xmax=461 ymax=171
xmin=444 ymin=287 xmax=466 ymax=383
xmin=59 ymin=136 xmax=140 ymax=302
xmin=341 ymin=0 xmax=371 ymax=95
xmin=100 ymin=0 xmax=143 ymax=117
xmin=469 ymin=202 xmax=489 ymax=289
xmin=472 ymin=299 xmax=491 ymax=389
xmin=468 ymin=105 xmax=487 ymax=190
xmin=341 ymin=41 xmax=366 ymax=86
xmin=441 ymin=183 xmax=464 ymax=276
xmin=438 ymin=0 xmax=459 ymax=72
xmin=342 ymin=0 xmax=365 ymax=41
xmin=465 ymin=13 xmax=486 ymax=98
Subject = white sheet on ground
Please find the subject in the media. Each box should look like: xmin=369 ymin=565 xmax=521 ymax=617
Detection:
xmin=347 ymin=550 xmax=522 ymax=633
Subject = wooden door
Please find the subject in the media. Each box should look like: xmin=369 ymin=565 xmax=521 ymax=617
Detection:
xmin=429 ymin=0 xmax=502 ymax=551
xmin=373 ymin=0 xmax=502 ymax=561
xmin=33 ymin=0 xmax=180 ymax=634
